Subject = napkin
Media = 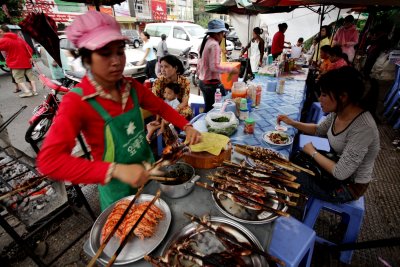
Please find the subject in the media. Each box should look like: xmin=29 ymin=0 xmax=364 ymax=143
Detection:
xmin=190 ymin=132 xmax=230 ymax=156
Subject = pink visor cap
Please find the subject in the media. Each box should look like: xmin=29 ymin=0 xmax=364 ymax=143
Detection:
xmin=66 ymin=11 xmax=128 ymax=50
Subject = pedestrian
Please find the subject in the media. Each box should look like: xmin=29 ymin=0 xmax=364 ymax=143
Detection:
xmin=312 ymin=25 xmax=331 ymax=64
xmin=241 ymin=27 xmax=265 ymax=73
xmin=333 ymin=15 xmax=359 ymax=63
xmin=0 ymin=24 xmax=37 ymax=98
xmin=197 ymin=19 xmax=239 ymax=112
xmin=220 ymin=23 xmax=230 ymax=62
xmin=156 ymin=34 xmax=168 ymax=75
xmin=271 ymin=23 xmax=291 ymax=60
xmin=138 ymin=31 xmax=157 ymax=79
xmin=37 ymin=11 xmax=201 ymax=211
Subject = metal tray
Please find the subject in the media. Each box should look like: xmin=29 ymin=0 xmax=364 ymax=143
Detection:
xmin=88 ymin=194 xmax=171 ymax=265
xmin=160 ymin=216 xmax=268 ymax=266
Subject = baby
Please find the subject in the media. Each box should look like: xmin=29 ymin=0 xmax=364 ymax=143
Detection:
xmin=146 ymin=83 xmax=180 ymax=142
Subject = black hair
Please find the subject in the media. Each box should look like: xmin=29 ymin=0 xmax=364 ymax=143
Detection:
xmin=1 ymin=24 xmax=10 ymax=32
xmin=298 ymin=37 xmax=304 ymax=43
xmin=160 ymin=54 xmax=184 ymax=75
xmin=253 ymin=27 xmax=263 ymax=36
xmin=79 ymin=48 xmax=93 ymax=67
xmin=344 ymin=15 xmax=354 ymax=23
xmin=199 ymin=34 xmax=209 ymax=58
xmin=320 ymin=45 xmax=332 ymax=53
xmin=319 ymin=67 xmax=365 ymax=112
xmin=161 ymin=34 xmax=166 ymax=41
xmin=164 ymin=83 xmax=181 ymax=95
xmin=142 ymin=31 xmax=150 ymax=39
xmin=278 ymin=23 xmax=288 ymax=32
xmin=320 ymin=25 xmax=332 ymax=38
xmin=329 ymin=45 xmax=344 ymax=57
xmin=225 ymin=23 xmax=230 ymax=30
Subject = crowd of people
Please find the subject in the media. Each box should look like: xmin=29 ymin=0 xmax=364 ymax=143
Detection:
xmin=0 ymin=10 xmax=390 ymax=210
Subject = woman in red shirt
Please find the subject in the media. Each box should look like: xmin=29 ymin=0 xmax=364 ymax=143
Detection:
xmin=37 ymin=11 xmax=201 ymax=210
xmin=327 ymin=45 xmax=348 ymax=71
xmin=271 ymin=23 xmax=290 ymax=60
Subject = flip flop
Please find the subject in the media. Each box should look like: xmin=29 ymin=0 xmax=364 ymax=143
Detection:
xmin=13 ymin=89 xmax=22 ymax=93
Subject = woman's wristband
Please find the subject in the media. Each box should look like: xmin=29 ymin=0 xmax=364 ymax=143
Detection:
xmin=105 ymin=163 xmax=116 ymax=184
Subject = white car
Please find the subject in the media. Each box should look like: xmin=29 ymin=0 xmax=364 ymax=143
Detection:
xmin=59 ymin=36 xmax=147 ymax=79
xmin=145 ymin=22 xmax=233 ymax=58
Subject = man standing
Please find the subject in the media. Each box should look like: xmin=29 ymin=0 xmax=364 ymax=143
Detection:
xmin=333 ymin=15 xmax=359 ymax=63
xmin=0 ymin=24 xmax=37 ymax=98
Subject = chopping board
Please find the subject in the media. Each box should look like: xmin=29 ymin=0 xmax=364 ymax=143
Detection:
xmin=182 ymin=143 xmax=232 ymax=169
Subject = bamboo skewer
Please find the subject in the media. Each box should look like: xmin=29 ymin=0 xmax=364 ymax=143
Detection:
xmin=207 ymin=175 xmax=297 ymax=206
xmin=0 ymin=176 xmax=47 ymax=201
xmin=149 ymin=176 xmax=178 ymax=182
xmin=196 ymin=182 xmax=290 ymax=217
xmin=87 ymin=186 xmax=145 ymax=267
xmin=106 ymin=190 xmax=161 ymax=267
xmin=222 ymin=161 xmax=300 ymax=189
xmin=184 ymin=213 xmax=286 ymax=266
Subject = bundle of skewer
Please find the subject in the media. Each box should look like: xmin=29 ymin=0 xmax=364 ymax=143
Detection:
xmin=234 ymin=144 xmax=315 ymax=176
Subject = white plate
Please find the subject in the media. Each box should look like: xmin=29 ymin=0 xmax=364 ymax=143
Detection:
xmin=262 ymin=131 xmax=293 ymax=146
xmin=88 ymin=194 xmax=171 ymax=265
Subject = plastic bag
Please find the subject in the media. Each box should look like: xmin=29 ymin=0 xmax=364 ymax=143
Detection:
xmin=205 ymin=111 xmax=238 ymax=136
xmin=370 ymin=52 xmax=396 ymax=81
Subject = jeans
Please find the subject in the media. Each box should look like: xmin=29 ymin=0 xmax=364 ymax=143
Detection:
xmin=145 ymin=59 xmax=157 ymax=79
xmin=199 ymin=80 xmax=226 ymax=113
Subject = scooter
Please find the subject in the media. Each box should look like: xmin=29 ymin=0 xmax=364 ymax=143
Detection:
xmin=178 ymin=46 xmax=192 ymax=77
xmin=25 ymin=74 xmax=70 ymax=145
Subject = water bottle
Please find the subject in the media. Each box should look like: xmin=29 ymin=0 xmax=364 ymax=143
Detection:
xmin=214 ymin=88 xmax=222 ymax=104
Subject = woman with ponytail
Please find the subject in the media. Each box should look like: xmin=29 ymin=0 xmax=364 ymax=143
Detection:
xmin=241 ymin=27 xmax=265 ymax=73
xmin=197 ymin=19 xmax=239 ymax=112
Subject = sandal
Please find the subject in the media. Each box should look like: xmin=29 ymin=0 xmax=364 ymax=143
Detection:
xmin=13 ymin=89 xmax=22 ymax=93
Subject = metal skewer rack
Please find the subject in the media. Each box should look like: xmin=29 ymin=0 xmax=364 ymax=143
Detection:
xmin=0 ymin=144 xmax=96 ymax=266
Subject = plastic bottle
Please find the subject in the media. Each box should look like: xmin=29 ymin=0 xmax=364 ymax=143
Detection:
xmin=255 ymin=84 xmax=262 ymax=107
xmin=214 ymin=88 xmax=222 ymax=104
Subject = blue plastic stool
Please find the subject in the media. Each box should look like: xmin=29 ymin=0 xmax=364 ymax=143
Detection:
xmin=306 ymin=102 xmax=325 ymax=123
xmin=384 ymin=66 xmax=400 ymax=106
xmin=190 ymin=102 xmax=205 ymax=117
xmin=384 ymin=91 xmax=400 ymax=118
xmin=394 ymin=117 xmax=400 ymax=129
xmin=268 ymin=216 xmax=316 ymax=267
xmin=302 ymin=197 xmax=365 ymax=264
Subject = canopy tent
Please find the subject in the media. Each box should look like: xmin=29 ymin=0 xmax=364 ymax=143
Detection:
xmin=256 ymin=0 xmax=400 ymax=8
xmin=61 ymin=0 xmax=125 ymax=10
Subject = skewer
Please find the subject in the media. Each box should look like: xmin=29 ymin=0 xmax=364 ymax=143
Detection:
xmin=184 ymin=212 xmax=286 ymax=266
xmin=87 ymin=185 xmax=145 ymax=267
xmin=106 ymin=190 xmax=161 ymax=267
xmin=149 ymin=176 xmax=178 ymax=182
xmin=289 ymin=162 xmax=315 ymax=176
xmin=207 ymin=175 xmax=297 ymax=206
xmin=222 ymin=161 xmax=300 ymax=189
xmin=0 ymin=176 xmax=47 ymax=201
xmin=196 ymin=182 xmax=290 ymax=217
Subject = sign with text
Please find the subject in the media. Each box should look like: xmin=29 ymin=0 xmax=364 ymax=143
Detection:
xmin=151 ymin=0 xmax=167 ymax=21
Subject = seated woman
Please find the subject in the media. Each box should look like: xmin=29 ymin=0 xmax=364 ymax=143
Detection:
xmin=327 ymin=45 xmax=348 ymax=71
xmin=316 ymin=45 xmax=332 ymax=80
xmin=152 ymin=55 xmax=193 ymax=120
xmin=277 ymin=67 xmax=380 ymax=203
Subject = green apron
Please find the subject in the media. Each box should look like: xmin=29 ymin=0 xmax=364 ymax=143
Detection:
xmin=71 ymin=87 xmax=154 ymax=211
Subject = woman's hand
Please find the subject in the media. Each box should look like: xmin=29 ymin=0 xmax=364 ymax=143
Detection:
xmin=230 ymin=68 xmax=239 ymax=75
xmin=277 ymin=114 xmax=295 ymax=126
xmin=112 ymin=164 xmax=150 ymax=187
xmin=184 ymin=126 xmax=202 ymax=145
xmin=303 ymin=142 xmax=317 ymax=156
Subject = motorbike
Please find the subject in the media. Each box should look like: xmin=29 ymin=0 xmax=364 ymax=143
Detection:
xmin=25 ymin=74 xmax=70 ymax=145
xmin=178 ymin=46 xmax=192 ymax=77
xmin=188 ymin=53 xmax=199 ymax=93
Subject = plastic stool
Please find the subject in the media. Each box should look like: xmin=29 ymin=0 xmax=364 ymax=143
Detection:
xmin=190 ymin=102 xmax=205 ymax=117
xmin=269 ymin=216 xmax=316 ymax=267
xmin=306 ymin=102 xmax=325 ymax=123
xmin=302 ymin=197 xmax=365 ymax=264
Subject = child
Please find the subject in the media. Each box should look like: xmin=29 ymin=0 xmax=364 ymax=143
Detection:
xmin=327 ymin=45 xmax=348 ymax=71
xmin=146 ymin=83 xmax=180 ymax=142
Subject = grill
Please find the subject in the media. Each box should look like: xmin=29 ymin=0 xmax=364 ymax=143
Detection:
xmin=0 ymin=150 xmax=67 ymax=227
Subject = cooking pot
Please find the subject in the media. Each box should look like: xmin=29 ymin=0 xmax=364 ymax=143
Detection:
xmin=158 ymin=162 xmax=200 ymax=198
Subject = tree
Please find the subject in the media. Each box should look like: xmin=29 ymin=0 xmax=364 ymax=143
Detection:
xmin=0 ymin=0 xmax=25 ymax=24
xmin=193 ymin=0 xmax=211 ymax=27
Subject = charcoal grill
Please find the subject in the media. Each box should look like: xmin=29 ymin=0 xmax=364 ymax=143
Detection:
xmin=0 ymin=145 xmax=96 ymax=266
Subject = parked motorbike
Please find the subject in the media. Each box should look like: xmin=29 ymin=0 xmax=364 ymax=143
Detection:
xmin=178 ymin=46 xmax=192 ymax=77
xmin=25 ymin=74 xmax=70 ymax=144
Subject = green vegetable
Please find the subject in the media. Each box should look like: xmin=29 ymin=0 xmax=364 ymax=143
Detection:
xmin=212 ymin=116 xmax=230 ymax=123
xmin=207 ymin=125 xmax=237 ymax=136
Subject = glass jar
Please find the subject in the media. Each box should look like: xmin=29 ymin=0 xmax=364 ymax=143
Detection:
xmin=244 ymin=118 xmax=255 ymax=134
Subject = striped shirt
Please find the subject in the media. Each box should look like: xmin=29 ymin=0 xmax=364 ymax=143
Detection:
xmin=316 ymin=111 xmax=380 ymax=184
xmin=197 ymin=37 xmax=233 ymax=81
